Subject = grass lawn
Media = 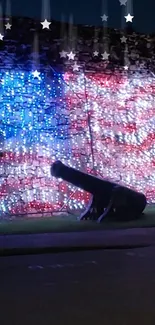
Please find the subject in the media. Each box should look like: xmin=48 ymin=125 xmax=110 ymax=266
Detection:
xmin=0 ymin=205 xmax=155 ymax=235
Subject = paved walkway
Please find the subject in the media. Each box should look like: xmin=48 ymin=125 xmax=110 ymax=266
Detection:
xmin=1 ymin=227 xmax=155 ymax=255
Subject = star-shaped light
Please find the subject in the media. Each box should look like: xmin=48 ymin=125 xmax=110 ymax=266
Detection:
xmin=124 ymin=14 xmax=134 ymax=23
xmin=101 ymin=51 xmax=110 ymax=60
xmin=0 ymin=33 xmax=4 ymax=41
xmin=67 ymin=51 xmax=76 ymax=60
xmin=93 ymin=51 xmax=99 ymax=57
xmin=124 ymin=65 xmax=129 ymax=70
xmin=73 ymin=62 xmax=80 ymax=71
xmin=5 ymin=22 xmax=12 ymax=30
xmin=59 ymin=50 xmax=67 ymax=58
xmin=101 ymin=14 xmax=108 ymax=22
xmin=32 ymin=70 xmax=41 ymax=79
xmin=41 ymin=19 xmax=51 ymax=29
xmin=120 ymin=36 xmax=127 ymax=43
xmin=119 ymin=0 xmax=127 ymax=5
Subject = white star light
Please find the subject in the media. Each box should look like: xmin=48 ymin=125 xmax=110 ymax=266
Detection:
xmin=67 ymin=51 xmax=76 ymax=60
xmin=32 ymin=70 xmax=41 ymax=79
xmin=124 ymin=65 xmax=129 ymax=70
xmin=0 ymin=33 xmax=4 ymax=41
xmin=73 ymin=62 xmax=80 ymax=71
xmin=124 ymin=14 xmax=134 ymax=22
xmin=119 ymin=0 xmax=127 ymax=5
xmin=101 ymin=51 xmax=110 ymax=60
xmin=93 ymin=125 xmax=100 ymax=132
xmin=59 ymin=50 xmax=67 ymax=58
xmin=120 ymin=36 xmax=127 ymax=43
xmin=93 ymin=51 xmax=99 ymax=57
xmin=5 ymin=22 xmax=12 ymax=30
xmin=41 ymin=19 xmax=51 ymax=29
xmin=101 ymin=14 xmax=108 ymax=22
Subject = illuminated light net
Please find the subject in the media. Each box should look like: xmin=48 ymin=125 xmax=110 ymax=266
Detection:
xmin=64 ymin=71 xmax=155 ymax=203
xmin=0 ymin=69 xmax=154 ymax=218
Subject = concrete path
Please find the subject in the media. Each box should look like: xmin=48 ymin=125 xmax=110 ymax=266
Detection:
xmin=1 ymin=227 xmax=155 ymax=255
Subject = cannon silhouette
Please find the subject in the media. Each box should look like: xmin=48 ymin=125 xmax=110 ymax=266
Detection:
xmin=51 ymin=161 xmax=147 ymax=222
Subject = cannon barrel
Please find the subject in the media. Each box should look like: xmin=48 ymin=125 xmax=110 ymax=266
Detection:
xmin=51 ymin=161 xmax=147 ymax=217
xmin=51 ymin=161 xmax=113 ymax=204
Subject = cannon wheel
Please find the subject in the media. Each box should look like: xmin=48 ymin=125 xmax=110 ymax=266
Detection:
xmin=79 ymin=195 xmax=114 ymax=221
xmin=79 ymin=186 xmax=143 ymax=223
xmin=98 ymin=186 xmax=142 ymax=222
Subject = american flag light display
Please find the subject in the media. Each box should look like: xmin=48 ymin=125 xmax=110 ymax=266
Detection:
xmin=0 ymin=68 xmax=154 ymax=217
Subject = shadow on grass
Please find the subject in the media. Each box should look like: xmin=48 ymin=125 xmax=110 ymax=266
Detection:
xmin=0 ymin=206 xmax=155 ymax=235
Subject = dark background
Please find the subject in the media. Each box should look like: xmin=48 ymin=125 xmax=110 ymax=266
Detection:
xmin=1 ymin=0 xmax=155 ymax=34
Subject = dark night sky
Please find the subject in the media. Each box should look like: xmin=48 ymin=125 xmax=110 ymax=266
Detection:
xmin=2 ymin=0 xmax=155 ymax=34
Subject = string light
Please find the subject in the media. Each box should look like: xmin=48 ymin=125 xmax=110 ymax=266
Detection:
xmin=0 ymin=68 xmax=154 ymax=217
xmin=63 ymin=71 xmax=155 ymax=204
